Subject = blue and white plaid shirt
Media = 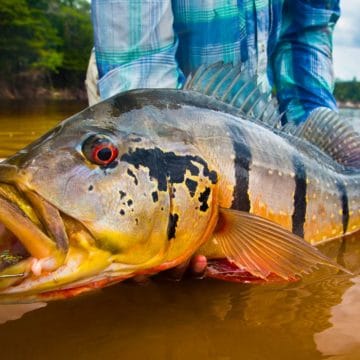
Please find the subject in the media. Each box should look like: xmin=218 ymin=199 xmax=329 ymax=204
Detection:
xmin=91 ymin=0 xmax=340 ymax=124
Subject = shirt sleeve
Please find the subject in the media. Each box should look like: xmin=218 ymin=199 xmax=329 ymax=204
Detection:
xmin=270 ymin=0 xmax=340 ymax=124
xmin=91 ymin=0 xmax=184 ymax=100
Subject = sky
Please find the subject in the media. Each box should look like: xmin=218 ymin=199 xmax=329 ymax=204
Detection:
xmin=333 ymin=0 xmax=360 ymax=80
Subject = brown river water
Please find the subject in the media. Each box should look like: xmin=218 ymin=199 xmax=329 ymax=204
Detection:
xmin=0 ymin=100 xmax=359 ymax=360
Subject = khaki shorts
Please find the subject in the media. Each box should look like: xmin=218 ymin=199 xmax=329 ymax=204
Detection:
xmin=85 ymin=49 xmax=101 ymax=106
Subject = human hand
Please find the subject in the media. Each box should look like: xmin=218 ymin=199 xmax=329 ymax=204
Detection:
xmin=132 ymin=255 xmax=208 ymax=284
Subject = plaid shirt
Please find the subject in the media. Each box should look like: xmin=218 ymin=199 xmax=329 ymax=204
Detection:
xmin=91 ymin=0 xmax=340 ymax=124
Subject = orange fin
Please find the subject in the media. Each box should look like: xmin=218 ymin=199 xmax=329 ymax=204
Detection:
xmin=214 ymin=208 xmax=351 ymax=280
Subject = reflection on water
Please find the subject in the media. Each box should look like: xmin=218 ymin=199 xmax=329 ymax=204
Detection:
xmin=0 ymin=102 xmax=359 ymax=360
xmin=0 ymin=100 xmax=86 ymax=158
xmin=0 ymin=302 xmax=46 ymax=325
xmin=0 ymin=238 xmax=359 ymax=360
xmin=315 ymin=278 xmax=360 ymax=359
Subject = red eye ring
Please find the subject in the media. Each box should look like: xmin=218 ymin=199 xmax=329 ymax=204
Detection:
xmin=91 ymin=143 xmax=119 ymax=165
xmin=82 ymin=135 xmax=119 ymax=166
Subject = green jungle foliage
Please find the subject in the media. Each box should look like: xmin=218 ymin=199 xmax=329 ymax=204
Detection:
xmin=0 ymin=0 xmax=92 ymax=89
xmin=334 ymin=79 xmax=360 ymax=103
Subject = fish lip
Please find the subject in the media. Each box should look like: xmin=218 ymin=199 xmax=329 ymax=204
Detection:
xmin=0 ymin=184 xmax=68 ymax=279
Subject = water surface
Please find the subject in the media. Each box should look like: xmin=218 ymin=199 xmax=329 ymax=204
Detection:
xmin=0 ymin=101 xmax=359 ymax=360
xmin=0 ymin=100 xmax=85 ymax=158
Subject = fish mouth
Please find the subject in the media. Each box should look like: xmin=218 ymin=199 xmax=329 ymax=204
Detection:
xmin=0 ymin=184 xmax=66 ymax=257
xmin=0 ymin=183 xmax=67 ymax=288
xmin=0 ymin=183 xmax=118 ymax=301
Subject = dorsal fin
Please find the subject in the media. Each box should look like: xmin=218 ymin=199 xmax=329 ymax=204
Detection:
xmin=294 ymin=107 xmax=360 ymax=169
xmin=184 ymin=62 xmax=282 ymax=127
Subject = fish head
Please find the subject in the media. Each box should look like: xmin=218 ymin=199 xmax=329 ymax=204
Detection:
xmin=0 ymin=95 xmax=219 ymax=301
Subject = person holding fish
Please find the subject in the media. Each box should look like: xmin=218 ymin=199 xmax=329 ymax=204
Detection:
xmin=2 ymin=0 xmax=359 ymax=302
xmin=86 ymin=0 xmax=341 ymax=277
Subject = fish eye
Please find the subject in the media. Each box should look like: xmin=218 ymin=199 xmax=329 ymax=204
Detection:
xmin=82 ymin=135 xmax=119 ymax=166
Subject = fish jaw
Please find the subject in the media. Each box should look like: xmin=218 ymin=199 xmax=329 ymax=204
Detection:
xmin=0 ymin=183 xmax=65 ymax=274
xmin=0 ymin=235 xmax=115 ymax=301
xmin=0 ymin=183 xmax=120 ymax=301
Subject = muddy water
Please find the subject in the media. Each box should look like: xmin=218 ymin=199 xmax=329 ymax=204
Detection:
xmin=0 ymin=100 xmax=86 ymax=158
xmin=0 ymin=101 xmax=359 ymax=360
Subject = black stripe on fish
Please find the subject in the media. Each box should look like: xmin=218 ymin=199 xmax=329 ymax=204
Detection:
xmin=228 ymin=125 xmax=251 ymax=212
xmin=291 ymin=155 xmax=307 ymax=238
xmin=336 ymin=179 xmax=349 ymax=234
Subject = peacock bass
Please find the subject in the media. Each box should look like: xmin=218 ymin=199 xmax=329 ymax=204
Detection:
xmin=0 ymin=63 xmax=359 ymax=302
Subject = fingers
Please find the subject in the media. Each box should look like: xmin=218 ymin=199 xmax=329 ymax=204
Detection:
xmin=166 ymin=255 xmax=208 ymax=281
xmin=189 ymin=255 xmax=207 ymax=279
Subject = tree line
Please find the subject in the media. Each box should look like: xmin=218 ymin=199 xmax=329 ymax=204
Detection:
xmin=334 ymin=79 xmax=360 ymax=104
xmin=1 ymin=0 xmax=360 ymax=103
xmin=0 ymin=0 xmax=92 ymax=97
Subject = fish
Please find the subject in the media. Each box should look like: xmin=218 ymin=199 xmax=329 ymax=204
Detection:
xmin=0 ymin=62 xmax=359 ymax=302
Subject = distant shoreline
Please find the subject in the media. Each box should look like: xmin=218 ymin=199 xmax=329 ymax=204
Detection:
xmin=0 ymin=88 xmax=87 ymax=102
xmin=337 ymin=101 xmax=360 ymax=109
xmin=0 ymin=80 xmax=87 ymax=101
xmin=0 ymin=85 xmax=360 ymax=109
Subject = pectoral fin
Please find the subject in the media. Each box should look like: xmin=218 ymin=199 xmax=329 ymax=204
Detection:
xmin=214 ymin=208 xmax=350 ymax=280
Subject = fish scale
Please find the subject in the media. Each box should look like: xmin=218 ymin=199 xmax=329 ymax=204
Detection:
xmin=147 ymin=96 xmax=360 ymax=244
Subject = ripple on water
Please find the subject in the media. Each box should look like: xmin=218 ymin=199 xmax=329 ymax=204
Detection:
xmin=0 ymin=102 xmax=359 ymax=360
